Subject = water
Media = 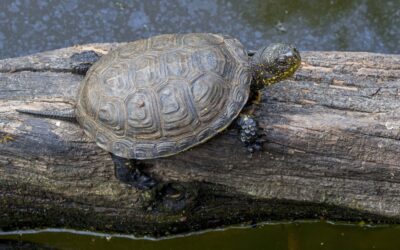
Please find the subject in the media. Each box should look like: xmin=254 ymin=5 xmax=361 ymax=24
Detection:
xmin=1 ymin=0 xmax=399 ymax=248
xmin=1 ymin=221 xmax=400 ymax=250
xmin=0 ymin=0 xmax=399 ymax=59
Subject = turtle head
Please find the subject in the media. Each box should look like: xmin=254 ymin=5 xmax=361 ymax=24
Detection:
xmin=251 ymin=43 xmax=301 ymax=87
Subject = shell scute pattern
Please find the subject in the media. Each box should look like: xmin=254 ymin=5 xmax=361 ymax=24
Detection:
xmin=101 ymin=65 xmax=134 ymax=97
xmin=97 ymin=98 xmax=126 ymax=136
xmin=132 ymin=55 xmax=163 ymax=86
xmin=182 ymin=33 xmax=224 ymax=47
xmin=95 ymin=129 xmax=113 ymax=150
xmin=221 ymin=38 xmax=248 ymax=62
xmin=162 ymin=50 xmax=192 ymax=78
xmin=218 ymin=46 xmax=236 ymax=81
xmin=175 ymin=136 xmax=197 ymax=152
xmin=112 ymin=139 xmax=134 ymax=158
xmin=134 ymin=143 xmax=156 ymax=159
xmin=126 ymin=89 xmax=162 ymax=140
xmin=233 ymin=67 xmax=252 ymax=87
xmin=77 ymin=33 xmax=251 ymax=159
xmin=156 ymin=141 xmax=177 ymax=156
xmin=117 ymin=39 xmax=149 ymax=58
xmin=197 ymin=128 xmax=215 ymax=142
xmin=157 ymin=80 xmax=199 ymax=137
xmin=190 ymin=73 xmax=228 ymax=122
xmin=149 ymin=34 xmax=181 ymax=50
xmin=79 ymin=75 xmax=101 ymax=118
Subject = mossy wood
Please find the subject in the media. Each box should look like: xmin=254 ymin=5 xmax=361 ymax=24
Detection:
xmin=0 ymin=43 xmax=399 ymax=236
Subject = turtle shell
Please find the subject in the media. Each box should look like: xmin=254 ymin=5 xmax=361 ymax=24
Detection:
xmin=76 ymin=33 xmax=251 ymax=159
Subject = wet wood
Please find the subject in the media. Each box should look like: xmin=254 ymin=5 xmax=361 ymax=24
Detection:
xmin=0 ymin=44 xmax=399 ymax=236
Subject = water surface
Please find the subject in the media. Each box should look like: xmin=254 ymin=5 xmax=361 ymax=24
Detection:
xmin=0 ymin=0 xmax=399 ymax=59
xmin=1 ymin=221 xmax=400 ymax=250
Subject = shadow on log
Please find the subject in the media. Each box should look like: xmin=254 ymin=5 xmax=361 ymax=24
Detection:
xmin=0 ymin=44 xmax=399 ymax=237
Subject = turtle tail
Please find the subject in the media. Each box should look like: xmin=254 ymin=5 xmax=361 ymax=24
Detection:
xmin=16 ymin=108 xmax=77 ymax=121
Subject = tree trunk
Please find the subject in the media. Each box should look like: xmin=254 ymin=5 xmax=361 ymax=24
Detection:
xmin=0 ymin=44 xmax=399 ymax=236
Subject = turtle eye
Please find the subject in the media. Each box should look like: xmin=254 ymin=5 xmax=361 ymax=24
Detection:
xmin=278 ymin=50 xmax=296 ymax=64
xmin=277 ymin=56 xmax=287 ymax=65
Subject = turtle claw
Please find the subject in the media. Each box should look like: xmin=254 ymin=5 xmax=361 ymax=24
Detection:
xmin=130 ymin=169 xmax=158 ymax=190
xmin=246 ymin=141 xmax=263 ymax=153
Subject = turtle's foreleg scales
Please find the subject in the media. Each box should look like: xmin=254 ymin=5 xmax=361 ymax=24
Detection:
xmin=237 ymin=115 xmax=262 ymax=153
xmin=111 ymin=154 xmax=157 ymax=190
xmin=236 ymin=78 xmax=263 ymax=153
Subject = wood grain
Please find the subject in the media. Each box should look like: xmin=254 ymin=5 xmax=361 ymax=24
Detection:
xmin=0 ymin=44 xmax=399 ymax=236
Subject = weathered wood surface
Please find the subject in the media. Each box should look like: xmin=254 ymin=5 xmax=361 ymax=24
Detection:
xmin=0 ymin=43 xmax=399 ymax=236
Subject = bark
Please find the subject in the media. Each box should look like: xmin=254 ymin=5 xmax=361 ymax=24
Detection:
xmin=0 ymin=43 xmax=399 ymax=236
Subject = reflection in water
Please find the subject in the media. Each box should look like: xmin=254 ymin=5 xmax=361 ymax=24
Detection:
xmin=1 ymin=221 xmax=400 ymax=250
xmin=287 ymin=226 xmax=300 ymax=250
xmin=0 ymin=239 xmax=55 ymax=250
xmin=0 ymin=0 xmax=398 ymax=59
xmin=235 ymin=0 xmax=399 ymax=52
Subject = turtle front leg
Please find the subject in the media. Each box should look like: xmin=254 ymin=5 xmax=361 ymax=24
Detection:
xmin=237 ymin=85 xmax=264 ymax=153
xmin=237 ymin=114 xmax=262 ymax=153
xmin=111 ymin=154 xmax=157 ymax=190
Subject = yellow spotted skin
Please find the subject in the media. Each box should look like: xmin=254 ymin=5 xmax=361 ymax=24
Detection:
xmin=0 ymin=134 xmax=14 ymax=144
xmin=243 ymin=59 xmax=301 ymax=116
xmin=238 ymin=44 xmax=300 ymax=153
xmin=261 ymin=61 xmax=300 ymax=85
xmin=254 ymin=59 xmax=301 ymax=88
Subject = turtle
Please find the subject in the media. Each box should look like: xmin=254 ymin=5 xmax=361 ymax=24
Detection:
xmin=17 ymin=33 xmax=301 ymax=190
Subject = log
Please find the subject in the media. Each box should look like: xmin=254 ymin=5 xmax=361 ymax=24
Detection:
xmin=0 ymin=43 xmax=399 ymax=237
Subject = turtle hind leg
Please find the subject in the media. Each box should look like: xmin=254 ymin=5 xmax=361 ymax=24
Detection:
xmin=16 ymin=108 xmax=77 ymax=121
xmin=70 ymin=50 xmax=101 ymax=75
xmin=111 ymin=154 xmax=157 ymax=190
xmin=237 ymin=114 xmax=263 ymax=153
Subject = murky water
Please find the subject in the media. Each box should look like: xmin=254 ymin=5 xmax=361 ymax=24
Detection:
xmin=1 ymin=0 xmax=400 ymax=248
xmin=1 ymin=221 xmax=400 ymax=250
xmin=0 ymin=0 xmax=399 ymax=59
